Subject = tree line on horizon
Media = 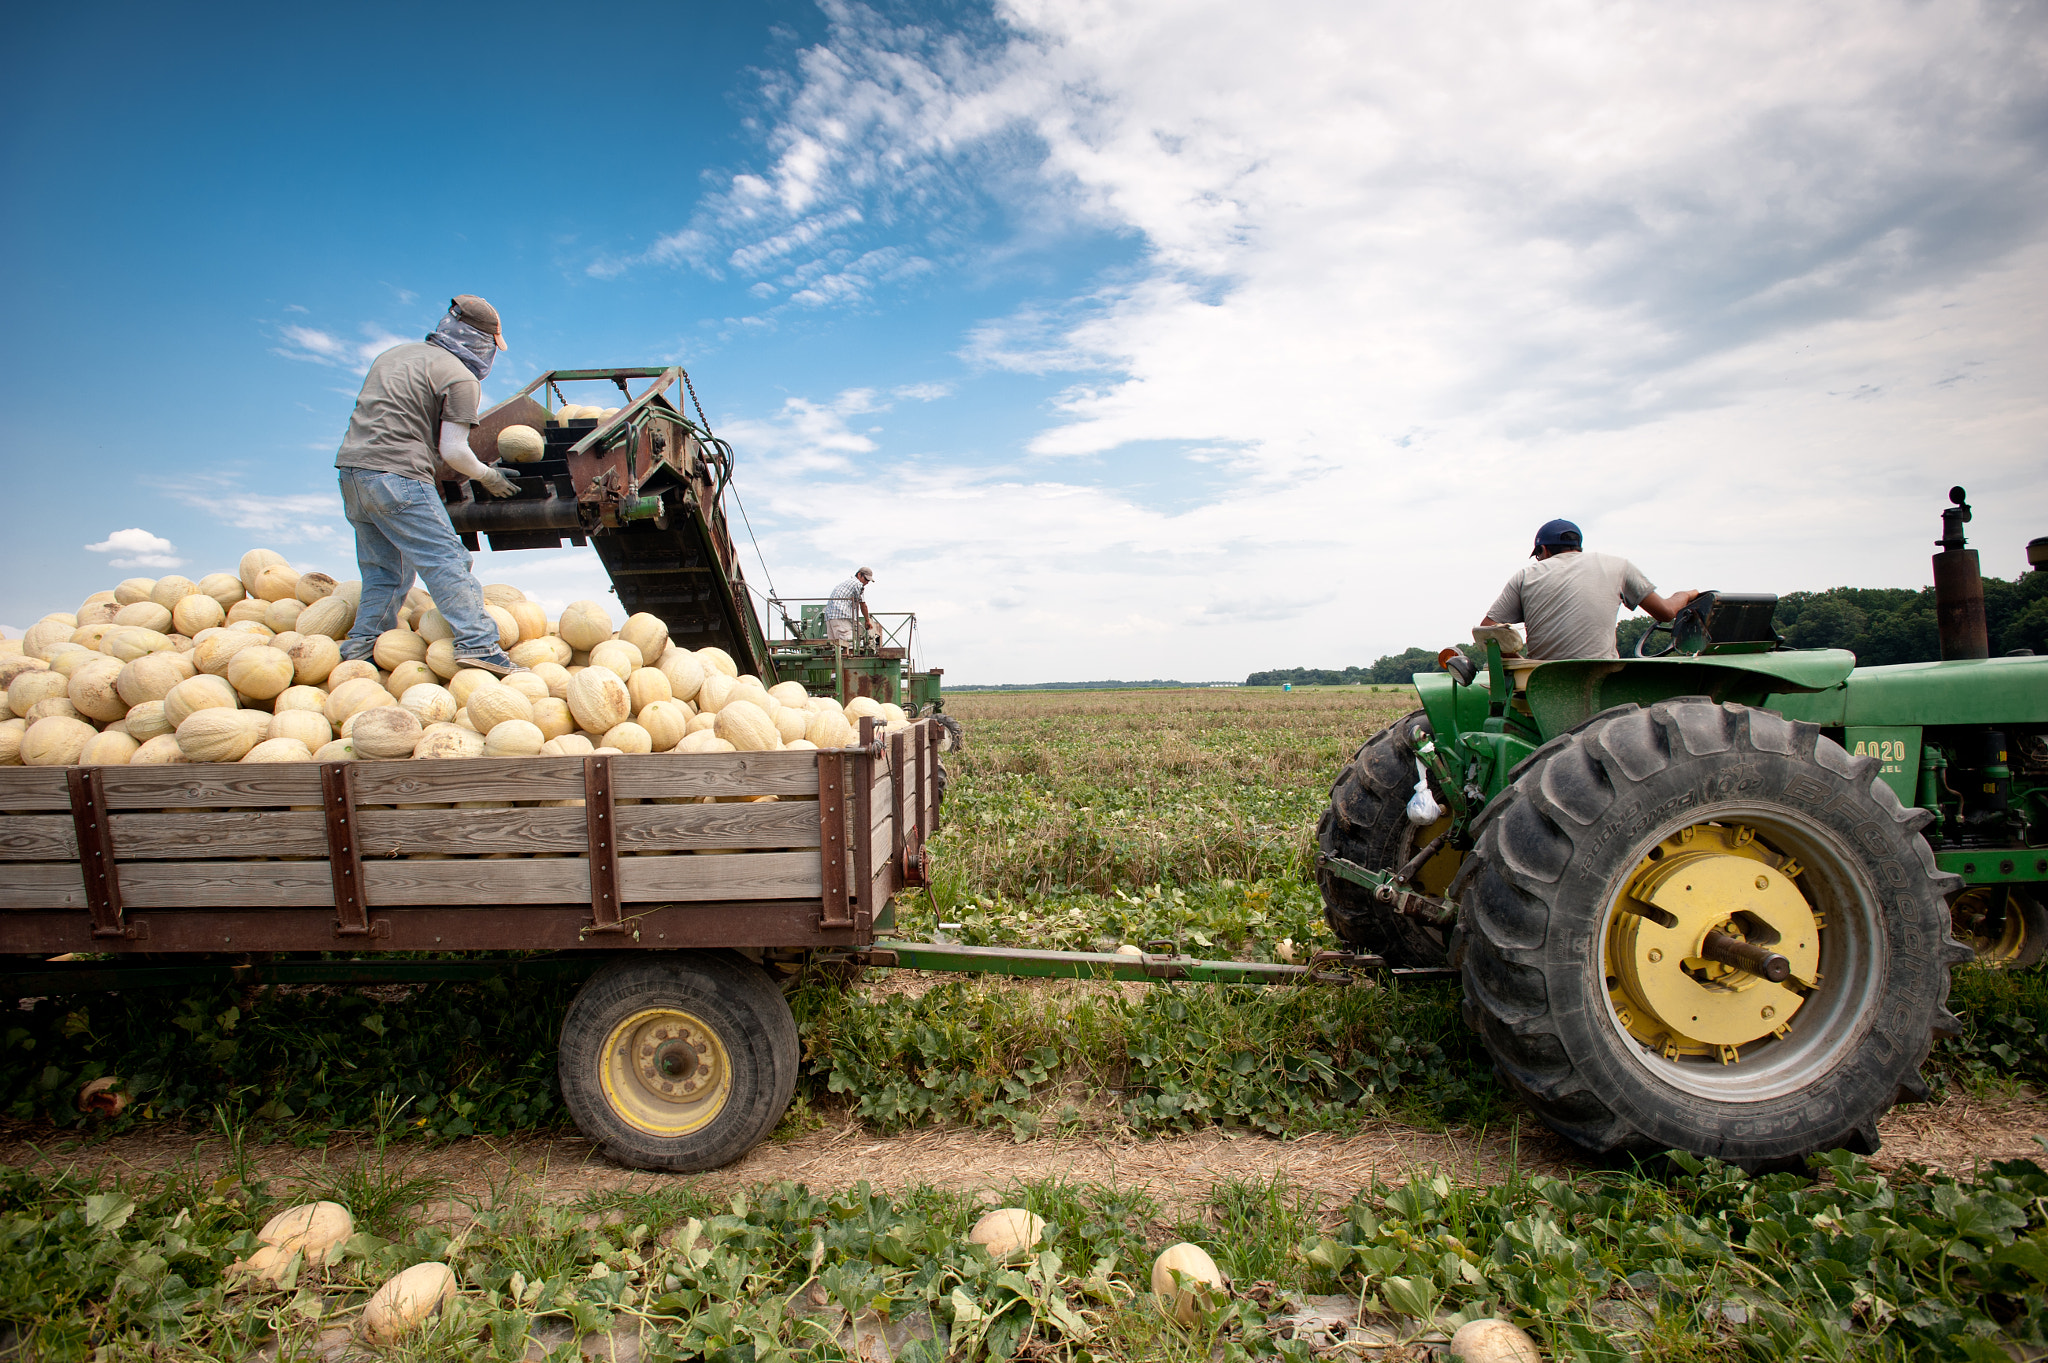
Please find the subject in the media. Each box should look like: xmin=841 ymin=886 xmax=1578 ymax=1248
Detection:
xmin=1244 ymin=575 xmax=2048 ymax=686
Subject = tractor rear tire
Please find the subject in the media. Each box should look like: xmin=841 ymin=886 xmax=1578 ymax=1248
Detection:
xmin=1315 ymin=711 xmax=1454 ymax=968
xmin=558 ymin=952 xmax=800 ymax=1172
xmin=1454 ymin=699 xmax=1969 ymax=1169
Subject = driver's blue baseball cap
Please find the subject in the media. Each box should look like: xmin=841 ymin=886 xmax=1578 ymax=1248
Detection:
xmin=1533 ymin=518 xmax=1583 ymax=553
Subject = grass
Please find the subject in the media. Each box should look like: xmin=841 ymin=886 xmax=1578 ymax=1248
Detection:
xmin=3 ymin=1145 xmax=2045 ymax=1360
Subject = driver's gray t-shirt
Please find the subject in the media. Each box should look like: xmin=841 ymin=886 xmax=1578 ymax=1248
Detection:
xmin=334 ymin=342 xmax=480 ymax=484
xmin=1485 ymin=551 xmax=1655 ymax=660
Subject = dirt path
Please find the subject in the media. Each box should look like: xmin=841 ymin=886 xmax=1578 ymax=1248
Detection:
xmin=6 ymin=1090 xmax=2042 ymax=1217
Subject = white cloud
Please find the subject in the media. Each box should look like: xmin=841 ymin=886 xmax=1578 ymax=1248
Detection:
xmin=657 ymin=0 xmax=2048 ymax=680
xmin=83 ymin=527 xmax=186 ymax=570
xmin=161 ymin=477 xmax=348 ymax=551
xmin=272 ymin=322 xmax=413 ymax=373
xmin=717 ymin=388 xmax=890 ymax=474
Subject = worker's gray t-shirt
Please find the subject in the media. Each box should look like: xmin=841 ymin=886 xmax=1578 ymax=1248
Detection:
xmin=334 ymin=342 xmax=480 ymax=484
xmin=1485 ymin=551 xmax=1655 ymax=659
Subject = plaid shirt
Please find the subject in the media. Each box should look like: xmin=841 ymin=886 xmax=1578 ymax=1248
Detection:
xmin=825 ymin=575 xmax=867 ymax=621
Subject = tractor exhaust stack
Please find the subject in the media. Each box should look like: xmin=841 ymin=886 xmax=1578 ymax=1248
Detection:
xmin=1933 ymin=486 xmax=1989 ymax=661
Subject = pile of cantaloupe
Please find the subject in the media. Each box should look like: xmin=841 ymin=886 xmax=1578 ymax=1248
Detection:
xmin=0 ymin=549 xmax=914 ymax=768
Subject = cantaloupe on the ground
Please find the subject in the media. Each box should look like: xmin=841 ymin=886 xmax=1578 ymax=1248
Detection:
xmin=362 ymin=1262 xmax=456 ymax=1343
xmin=497 ymin=424 xmax=545 ymax=463
xmin=558 ymin=600 xmax=614 ymax=650
xmin=566 ymin=668 xmax=630 ymax=733
xmin=1151 ymin=1243 xmax=1225 ymax=1322
xmin=968 ymin=1209 xmax=1044 ymax=1261
xmin=1446 ymin=1320 xmax=1542 ymax=1363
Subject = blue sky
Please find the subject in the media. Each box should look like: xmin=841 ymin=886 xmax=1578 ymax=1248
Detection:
xmin=4 ymin=1 xmax=2044 ymax=682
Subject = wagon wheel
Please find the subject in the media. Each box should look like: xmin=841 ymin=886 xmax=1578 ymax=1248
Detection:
xmin=558 ymin=953 xmax=799 ymax=1171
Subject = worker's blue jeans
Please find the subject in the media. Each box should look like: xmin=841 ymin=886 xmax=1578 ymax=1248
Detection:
xmin=336 ymin=469 xmax=500 ymax=662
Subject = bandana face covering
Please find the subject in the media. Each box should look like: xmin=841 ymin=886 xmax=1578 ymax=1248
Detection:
xmin=426 ymin=309 xmax=497 ymax=380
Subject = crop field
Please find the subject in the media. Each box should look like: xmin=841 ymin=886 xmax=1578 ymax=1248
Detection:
xmin=3 ymin=686 xmax=2047 ymax=1359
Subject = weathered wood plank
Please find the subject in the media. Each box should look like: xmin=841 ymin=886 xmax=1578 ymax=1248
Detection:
xmin=109 ymin=811 xmax=329 ymax=859
xmin=618 ymin=802 xmax=820 ymax=850
xmin=0 ymin=815 xmax=77 ymax=861
xmin=362 ymin=857 xmax=589 ymax=906
xmin=615 ymin=752 xmax=820 ymax=800
xmin=350 ymin=756 xmax=588 ymax=805
xmin=0 ymin=770 xmax=76 ymax=812
xmin=0 ymin=862 xmax=87 ymax=909
xmin=358 ymin=807 xmax=588 ymax=856
xmin=97 ymin=765 xmax=325 ymax=810
xmin=621 ymin=852 xmax=821 ymax=902
xmin=118 ymin=860 xmax=336 ymax=908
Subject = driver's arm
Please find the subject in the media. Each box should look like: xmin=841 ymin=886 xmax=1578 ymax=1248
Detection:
xmin=1639 ymin=589 xmax=1700 ymax=623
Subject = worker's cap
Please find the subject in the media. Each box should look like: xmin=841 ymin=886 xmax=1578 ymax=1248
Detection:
xmin=856 ymin=566 xmax=874 ymax=579
xmin=1532 ymin=518 xmax=1583 ymax=554
xmin=451 ymin=295 xmax=508 ymax=351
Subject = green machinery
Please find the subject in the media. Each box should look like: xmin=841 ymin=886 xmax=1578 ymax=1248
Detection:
xmin=441 ymin=365 xmax=950 ymax=715
xmin=1316 ymin=488 xmax=2047 ymax=1167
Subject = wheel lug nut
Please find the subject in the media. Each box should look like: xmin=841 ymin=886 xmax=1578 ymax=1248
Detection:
xmin=1648 ymin=948 xmax=1664 ymax=963
xmin=1755 ymin=875 xmax=1769 ymax=889
xmin=1761 ymin=1006 xmax=1776 ymax=1019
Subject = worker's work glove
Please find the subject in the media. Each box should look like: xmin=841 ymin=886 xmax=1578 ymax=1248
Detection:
xmin=476 ymin=467 xmax=519 ymax=499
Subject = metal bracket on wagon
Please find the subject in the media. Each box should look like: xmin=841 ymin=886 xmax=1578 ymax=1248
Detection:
xmin=1316 ymin=853 xmax=1460 ymax=927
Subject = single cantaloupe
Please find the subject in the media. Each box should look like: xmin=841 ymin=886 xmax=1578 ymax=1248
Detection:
xmin=130 ymin=734 xmax=184 ymax=764
xmin=238 ymin=549 xmax=288 ymax=593
xmin=714 ymin=699 xmax=778 ymax=752
xmin=968 ymin=1208 xmax=1045 ymax=1261
xmin=0 ymin=718 xmax=27 ymax=765
xmin=68 ymin=657 xmax=130 ymax=723
xmin=532 ymin=696 xmax=574 ymax=740
xmin=177 ymin=709 xmax=260 ymax=763
xmin=637 ymin=700 xmax=691 ymax=751
xmin=481 ymin=583 xmax=525 ymax=606
xmin=558 ymin=600 xmax=614 ymax=651
xmin=194 ymin=630 xmax=266 ymax=678
xmin=285 ymin=635 xmax=341 ymax=686
xmin=768 ymin=680 xmax=810 ymax=708
xmin=508 ymin=601 xmax=547 ymax=644
xmin=362 ymin=1261 xmax=457 ymax=1344
xmin=164 ymin=674 xmax=238 ymax=729
xmin=385 ymin=660 xmax=436 ymax=697
xmin=483 ymin=719 xmax=544 ymax=757
xmin=446 ymin=668 xmax=497 ymax=708
xmin=541 ymin=733 xmax=595 ymax=757
xmin=269 ymin=708 xmax=333 ymax=749
xmin=510 ymin=636 xmax=571 ymax=669
xmin=79 ymin=731 xmax=141 ymax=765
xmin=325 ymin=678 xmax=395 ymax=727
xmin=566 ymin=668 xmax=630 ymax=734
xmin=805 ymin=708 xmax=857 ymax=749
xmin=227 ymin=645 xmax=295 ymax=701
xmin=497 ymin=424 xmax=545 ymax=463
xmin=171 ymin=594 xmax=226 ymax=636
xmin=243 ymin=737 xmax=313 ymax=764
xmin=618 ymin=612 xmax=669 ymax=664
xmin=528 ymin=661 xmax=572 ymax=699
xmin=113 ymin=577 xmax=158 ymax=606
xmin=844 ymin=695 xmax=885 ymax=720
xmin=502 ymin=671 xmax=549 ymax=703
xmin=9 ymin=669 xmax=69 ymax=715
xmin=772 ymin=707 xmax=809 ymax=744
xmin=124 ymin=701 xmax=172 ymax=742
xmin=327 ymin=659 xmax=381 ymax=687
xmin=116 ymin=653 xmax=193 ymax=709
xmin=196 ymin=572 xmax=245 ymax=609
xmin=400 ymin=683 xmax=458 ymax=725
xmin=696 ymin=646 xmax=738 ymax=678
xmin=114 ymin=600 xmax=174 ymax=633
xmin=294 ymin=572 xmax=339 ymax=605
xmin=587 ymin=639 xmax=642 ymax=680
xmin=1446 ymin=1320 xmax=1543 ymax=1363
xmin=148 ymin=575 xmax=198 ymax=610
xmin=656 ymin=646 xmax=706 ymax=702
xmin=253 ymin=565 xmax=301 ymax=603
xmin=601 ymin=721 xmax=652 ymax=753
xmin=103 ymin=627 xmax=174 ymax=663
xmin=264 ymin=597 xmax=305 ymax=632
xmin=694 ymin=671 xmax=738 ymax=715
xmin=273 ymin=684 xmax=328 ymax=714
xmin=413 ymin=608 xmax=454 ymax=644
xmin=413 ymin=723 xmax=484 ymax=760
xmin=1151 ymin=1243 xmax=1226 ymax=1323
xmin=484 ymin=604 xmax=520 ymax=648
xmin=467 ymin=684 xmax=534 ymax=731
xmin=350 ymin=706 xmax=423 ymax=760
xmin=626 ymin=666 xmax=671 ymax=715
xmin=296 ymin=595 xmax=355 ymax=641
xmin=373 ymin=629 xmax=427 ymax=671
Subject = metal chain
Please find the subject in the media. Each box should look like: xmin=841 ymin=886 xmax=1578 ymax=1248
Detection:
xmin=680 ymin=367 xmax=713 ymax=438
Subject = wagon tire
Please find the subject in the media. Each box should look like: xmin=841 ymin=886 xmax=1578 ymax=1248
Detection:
xmin=559 ymin=952 xmax=799 ymax=1172
xmin=1315 ymin=710 xmax=1453 ymax=967
xmin=1454 ymin=699 xmax=1970 ymax=1169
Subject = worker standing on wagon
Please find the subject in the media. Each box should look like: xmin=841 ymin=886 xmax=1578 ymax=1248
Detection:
xmin=333 ymin=295 xmax=525 ymax=676
xmin=824 ymin=567 xmax=875 ymax=646
xmin=1480 ymin=518 xmax=1698 ymax=659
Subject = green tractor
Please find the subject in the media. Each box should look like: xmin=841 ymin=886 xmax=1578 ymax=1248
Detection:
xmin=1317 ymin=488 xmax=2046 ymax=1167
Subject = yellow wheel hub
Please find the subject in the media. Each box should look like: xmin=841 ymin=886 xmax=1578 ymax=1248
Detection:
xmin=598 ymin=1007 xmax=733 ymax=1137
xmin=1951 ymin=887 xmax=2032 ymax=965
xmin=1606 ymin=824 xmax=1820 ymax=1064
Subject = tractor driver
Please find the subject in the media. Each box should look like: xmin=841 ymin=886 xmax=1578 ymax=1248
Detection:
xmin=824 ymin=567 xmax=875 ymax=646
xmin=333 ymin=295 xmax=525 ymax=676
xmin=1479 ymin=519 xmax=1699 ymax=660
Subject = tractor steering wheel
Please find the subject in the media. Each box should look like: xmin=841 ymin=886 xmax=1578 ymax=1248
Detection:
xmin=1635 ymin=591 xmax=1717 ymax=658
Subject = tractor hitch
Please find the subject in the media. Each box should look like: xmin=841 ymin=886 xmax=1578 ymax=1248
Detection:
xmin=1316 ymin=853 xmax=1459 ymax=927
